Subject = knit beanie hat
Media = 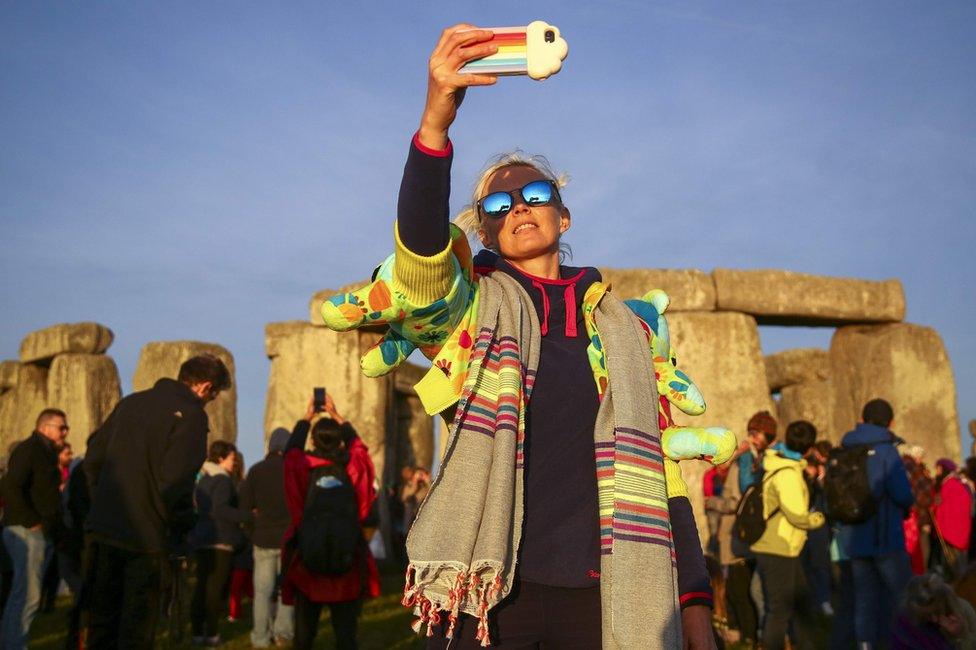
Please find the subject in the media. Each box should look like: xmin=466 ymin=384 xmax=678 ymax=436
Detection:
xmin=268 ymin=427 xmax=291 ymax=453
xmin=936 ymin=458 xmax=957 ymax=474
xmin=747 ymin=411 xmax=778 ymax=438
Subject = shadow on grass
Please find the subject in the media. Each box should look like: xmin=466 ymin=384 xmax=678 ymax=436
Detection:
xmin=30 ymin=566 xmax=424 ymax=649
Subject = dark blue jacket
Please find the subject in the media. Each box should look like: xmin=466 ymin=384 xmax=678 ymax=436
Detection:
xmin=840 ymin=423 xmax=914 ymax=557
xmin=190 ymin=462 xmax=249 ymax=550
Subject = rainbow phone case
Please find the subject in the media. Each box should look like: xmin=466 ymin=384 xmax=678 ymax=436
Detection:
xmin=459 ymin=21 xmax=568 ymax=80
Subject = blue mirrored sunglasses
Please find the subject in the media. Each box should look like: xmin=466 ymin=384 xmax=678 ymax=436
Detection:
xmin=478 ymin=180 xmax=560 ymax=219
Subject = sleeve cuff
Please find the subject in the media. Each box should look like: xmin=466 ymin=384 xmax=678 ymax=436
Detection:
xmin=413 ymin=131 xmax=453 ymax=158
xmin=679 ymin=592 xmax=714 ymax=610
xmin=393 ymin=220 xmax=456 ymax=305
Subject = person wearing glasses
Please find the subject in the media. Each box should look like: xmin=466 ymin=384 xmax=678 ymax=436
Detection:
xmin=0 ymin=408 xmax=69 ymax=650
xmin=353 ymin=25 xmax=714 ymax=649
xmin=83 ymin=354 xmax=231 ymax=648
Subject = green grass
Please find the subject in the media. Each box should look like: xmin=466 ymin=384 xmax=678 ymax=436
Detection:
xmin=30 ymin=566 xmax=424 ymax=649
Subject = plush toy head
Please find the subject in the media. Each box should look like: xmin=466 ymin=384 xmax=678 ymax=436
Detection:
xmin=319 ymin=225 xmax=473 ymax=378
xmin=625 ymin=289 xmax=705 ymax=417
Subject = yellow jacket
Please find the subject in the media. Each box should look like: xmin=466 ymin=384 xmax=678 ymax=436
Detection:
xmin=750 ymin=449 xmax=825 ymax=557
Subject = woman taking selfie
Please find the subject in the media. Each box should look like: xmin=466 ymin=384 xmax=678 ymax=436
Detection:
xmin=324 ymin=25 xmax=716 ymax=649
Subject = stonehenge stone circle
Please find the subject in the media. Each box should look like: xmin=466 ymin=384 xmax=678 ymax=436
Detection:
xmin=133 ymin=341 xmax=238 ymax=445
xmin=46 ymin=354 xmax=121 ymax=455
xmin=0 ymin=364 xmax=49 ymax=453
xmin=713 ymin=269 xmax=906 ymax=325
xmin=667 ymin=311 xmax=775 ymax=543
xmin=0 ymin=361 xmax=17 ymax=391
xmin=597 ymin=268 xmax=716 ymax=310
xmin=765 ymin=348 xmax=831 ymax=393
xmin=829 ymin=323 xmax=959 ymax=462
xmin=20 ymin=322 xmax=114 ymax=364
xmin=778 ymin=380 xmax=836 ymax=442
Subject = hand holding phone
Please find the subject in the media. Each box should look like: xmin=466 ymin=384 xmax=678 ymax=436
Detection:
xmin=313 ymin=387 xmax=326 ymax=413
xmin=459 ymin=21 xmax=568 ymax=80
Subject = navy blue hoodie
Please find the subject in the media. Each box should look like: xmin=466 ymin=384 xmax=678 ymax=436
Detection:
xmin=840 ymin=423 xmax=915 ymax=557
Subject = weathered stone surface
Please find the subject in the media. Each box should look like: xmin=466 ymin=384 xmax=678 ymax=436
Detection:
xmin=778 ymin=380 xmax=836 ymax=442
xmin=0 ymin=361 xmax=18 ymax=391
xmin=308 ymin=280 xmax=370 ymax=326
xmin=133 ymin=341 xmax=237 ymax=445
xmin=264 ymin=321 xmax=390 ymax=479
xmin=47 ymin=354 xmax=121 ymax=455
xmin=0 ymin=364 xmax=49 ymax=453
xmin=829 ymin=323 xmax=959 ymax=461
xmin=598 ymin=268 xmax=716 ymax=311
xmin=19 ymin=322 xmax=114 ymax=363
xmin=970 ymin=421 xmax=976 ymax=458
xmin=713 ymin=269 xmax=905 ymax=325
xmin=667 ymin=311 xmax=774 ymax=542
xmin=765 ymin=348 xmax=831 ymax=392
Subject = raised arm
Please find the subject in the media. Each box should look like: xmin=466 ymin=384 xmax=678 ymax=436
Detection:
xmin=395 ymin=26 xmax=497 ymax=287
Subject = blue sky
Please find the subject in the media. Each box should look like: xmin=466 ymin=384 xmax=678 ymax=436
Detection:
xmin=2 ymin=2 xmax=973 ymax=467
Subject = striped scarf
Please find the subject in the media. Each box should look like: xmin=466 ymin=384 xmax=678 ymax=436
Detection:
xmin=403 ymin=272 xmax=680 ymax=648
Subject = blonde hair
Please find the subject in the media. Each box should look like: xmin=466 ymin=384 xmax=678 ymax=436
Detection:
xmin=454 ymin=151 xmax=572 ymax=261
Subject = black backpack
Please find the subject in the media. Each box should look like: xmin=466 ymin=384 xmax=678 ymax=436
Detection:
xmin=297 ymin=463 xmax=362 ymax=576
xmin=825 ymin=444 xmax=878 ymax=524
xmin=732 ymin=468 xmax=786 ymax=546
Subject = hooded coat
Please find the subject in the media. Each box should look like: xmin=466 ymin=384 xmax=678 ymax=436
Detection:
xmin=750 ymin=449 xmax=824 ymax=557
xmin=840 ymin=422 xmax=915 ymax=558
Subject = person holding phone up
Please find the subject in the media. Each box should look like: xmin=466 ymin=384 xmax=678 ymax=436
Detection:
xmin=325 ymin=25 xmax=717 ymax=649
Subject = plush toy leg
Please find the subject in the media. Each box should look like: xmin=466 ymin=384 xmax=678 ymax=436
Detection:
xmin=361 ymin=328 xmax=416 ymax=377
xmin=662 ymin=426 xmax=736 ymax=464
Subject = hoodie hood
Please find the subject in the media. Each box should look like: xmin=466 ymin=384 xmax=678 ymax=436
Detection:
xmin=842 ymin=422 xmax=903 ymax=447
xmin=200 ymin=460 xmax=229 ymax=477
xmin=472 ymin=249 xmax=600 ymax=338
xmin=762 ymin=447 xmax=807 ymax=472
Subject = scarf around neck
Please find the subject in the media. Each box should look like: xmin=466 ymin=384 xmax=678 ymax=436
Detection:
xmin=403 ymin=271 xmax=681 ymax=648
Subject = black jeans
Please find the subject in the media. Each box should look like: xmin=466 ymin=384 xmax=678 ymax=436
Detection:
xmin=85 ymin=541 xmax=164 ymax=649
xmin=294 ymin=590 xmax=361 ymax=650
xmin=426 ymin=580 xmax=602 ymax=649
xmin=191 ymin=548 xmax=234 ymax=637
xmin=725 ymin=560 xmax=758 ymax=643
xmin=756 ymin=552 xmax=818 ymax=650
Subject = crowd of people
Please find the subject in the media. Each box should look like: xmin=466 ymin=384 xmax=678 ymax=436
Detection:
xmin=0 ymin=354 xmax=381 ymax=649
xmin=705 ymin=398 xmax=976 ymax=649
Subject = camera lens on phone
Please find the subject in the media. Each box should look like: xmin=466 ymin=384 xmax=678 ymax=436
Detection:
xmin=545 ymin=30 xmax=555 ymax=43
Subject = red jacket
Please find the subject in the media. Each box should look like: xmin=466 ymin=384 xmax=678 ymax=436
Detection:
xmin=281 ymin=427 xmax=380 ymax=604
xmin=933 ymin=475 xmax=972 ymax=551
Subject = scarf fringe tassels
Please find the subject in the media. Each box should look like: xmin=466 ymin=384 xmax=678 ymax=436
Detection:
xmin=403 ymin=564 xmax=504 ymax=647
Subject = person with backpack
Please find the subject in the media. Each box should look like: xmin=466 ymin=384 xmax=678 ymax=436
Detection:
xmin=749 ymin=420 xmax=825 ymax=650
xmin=835 ymin=398 xmax=915 ymax=649
xmin=281 ymin=394 xmax=380 ymax=650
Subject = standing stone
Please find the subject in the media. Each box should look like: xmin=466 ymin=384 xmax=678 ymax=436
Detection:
xmin=970 ymin=420 xmax=976 ymax=458
xmin=765 ymin=348 xmax=830 ymax=392
xmin=392 ymin=362 xmax=435 ymax=475
xmin=47 ymin=354 xmax=122 ymax=456
xmin=598 ymin=268 xmax=716 ymax=311
xmin=713 ymin=269 xmax=905 ymax=325
xmin=829 ymin=323 xmax=959 ymax=461
xmin=20 ymin=322 xmax=114 ymax=364
xmin=0 ymin=360 xmax=18 ymax=392
xmin=667 ymin=311 xmax=774 ymax=543
xmin=264 ymin=321 xmax=390 ymax=480
xmin=133 ymin=342 xmax=238 ymax=445
xmin=0 ymin=364 xmax=49 ymax=453
xmin=778 ymin=380 xmax=836 ymax=442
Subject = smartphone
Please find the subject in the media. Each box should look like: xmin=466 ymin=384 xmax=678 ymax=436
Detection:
xmin=313 ymin=387 xmax=326 ymax=413
xmin=459 ymin=20 xmax=568 ymax=80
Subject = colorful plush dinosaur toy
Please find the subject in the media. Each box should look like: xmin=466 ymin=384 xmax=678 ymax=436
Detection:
xmin=320 ymin=225 xmax=735 ymax=464
xmin=625 ymin=289 xmax=736 ymax=464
